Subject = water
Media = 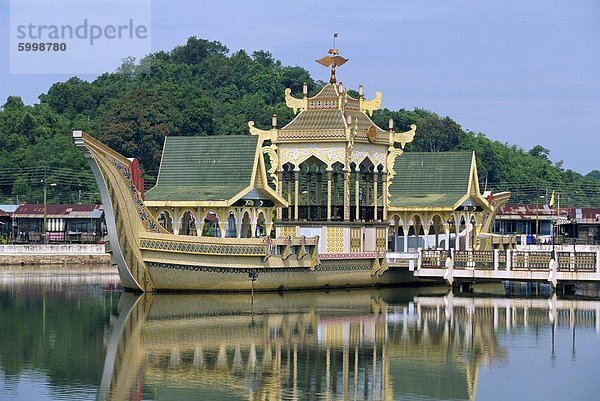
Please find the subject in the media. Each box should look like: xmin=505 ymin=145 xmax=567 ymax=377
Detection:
xmin=1 ymin=269 xmax=599 ymax=401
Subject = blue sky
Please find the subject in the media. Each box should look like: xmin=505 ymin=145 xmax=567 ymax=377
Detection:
xmin=1 ymin=0 xmax=599 ymax=174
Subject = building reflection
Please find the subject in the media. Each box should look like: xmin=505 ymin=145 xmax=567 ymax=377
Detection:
xmin=98 ymin=289 xmax=600 ymax=401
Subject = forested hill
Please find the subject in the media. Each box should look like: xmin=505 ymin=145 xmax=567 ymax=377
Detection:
xmin=0 ymin=37 xmax=599 ymax=206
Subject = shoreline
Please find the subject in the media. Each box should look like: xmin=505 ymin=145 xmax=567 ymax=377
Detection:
xmin=0 ymin=243 xmax=110 ymax=267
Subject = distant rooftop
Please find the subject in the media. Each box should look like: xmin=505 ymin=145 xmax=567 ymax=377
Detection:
xmin=13 ymin=204 xmax=103 ymax=219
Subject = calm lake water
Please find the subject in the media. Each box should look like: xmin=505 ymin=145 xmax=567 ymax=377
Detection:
xmin=1 ymin=269 xmax=599 ymax=401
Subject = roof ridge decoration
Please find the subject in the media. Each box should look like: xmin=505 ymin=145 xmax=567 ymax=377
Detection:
xmin=316 ymin=34 xmax=348 ymax=84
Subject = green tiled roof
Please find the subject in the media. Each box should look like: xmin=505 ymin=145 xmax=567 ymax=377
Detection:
xmin=389 ymin=152 xmax=473 ymax=208
xmin=145 ymin=136 xmax=257 ymax=202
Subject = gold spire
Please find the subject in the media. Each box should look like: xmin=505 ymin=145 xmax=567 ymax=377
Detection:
xmin=316 ymin=33 xmax=348 ymax=83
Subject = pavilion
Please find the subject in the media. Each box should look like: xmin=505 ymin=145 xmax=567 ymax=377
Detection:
xmin=144 ymin=48 xmax=493 ymax=256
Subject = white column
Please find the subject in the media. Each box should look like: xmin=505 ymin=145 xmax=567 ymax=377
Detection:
xmin=465 ymin=214 xmax=470 ymax=251
xmin=455 ymin=214 xmax=460 ymax=252
xmin=403 ymin=212 xmax=409 ymax=252
xmin=196 ymin=207 xmax=202 ymax=237
xmin=237 ymin=207 xmax=242 ymax=238
xmin=173 ymin=207 xmax=179 ymax=235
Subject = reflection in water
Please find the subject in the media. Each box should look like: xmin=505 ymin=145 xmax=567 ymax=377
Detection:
xmin=0 ymin=270 xmax=120 ymax=401
xmin=97 ymin=289 xmax=600 ymax=401
xmin=1 ymin=273 xmax=600 ymax=401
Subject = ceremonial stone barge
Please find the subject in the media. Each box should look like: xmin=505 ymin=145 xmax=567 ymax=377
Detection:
xmin=74 ymin=49 xmax=506 ymax=292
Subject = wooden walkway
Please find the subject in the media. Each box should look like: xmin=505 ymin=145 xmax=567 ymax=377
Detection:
xmin=413 ymin=249 xmax=600 ymax=287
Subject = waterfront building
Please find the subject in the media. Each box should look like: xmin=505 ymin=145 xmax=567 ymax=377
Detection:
xmin=144 ymin=49 xmax=495 ymax=256
xmin=495 ymin=204 xmax=600 ymax=245
xmin=74 ymin=47 xmax=511 ymax=292
xmin=0 ymin=204 xmax=18 ymax=240
xmin=12 ymin=203 xmax=105 ymax=243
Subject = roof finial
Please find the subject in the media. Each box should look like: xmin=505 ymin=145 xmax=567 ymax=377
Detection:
xmin=316 ymin=33 xmax=349 ymax=84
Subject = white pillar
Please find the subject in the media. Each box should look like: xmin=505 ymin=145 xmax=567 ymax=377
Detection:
xmin=173 ymin=207 xmax=179 ymax=235
xmin=196 ymin=207 xmax=202 ymax=237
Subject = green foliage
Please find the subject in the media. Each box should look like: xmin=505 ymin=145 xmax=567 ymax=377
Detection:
xmin=0 ymin=36 xmax=598 ymax=207
xmin=0 ymin=288 xmax=112 ymax=386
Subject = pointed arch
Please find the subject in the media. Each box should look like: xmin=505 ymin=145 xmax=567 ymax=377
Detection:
xmin=157 ymin=209 xmax=173 ymax=233
xmin=240 ymin=211 xmax=252 ymax=238
xmin=179 ymin=209 xmax=197 ymax=236
xmin=201 ymin=210 xmax=220 ymax=237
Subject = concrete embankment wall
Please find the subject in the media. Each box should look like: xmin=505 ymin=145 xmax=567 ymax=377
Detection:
xmin=0 ymin=244 xmax=111 ymax=266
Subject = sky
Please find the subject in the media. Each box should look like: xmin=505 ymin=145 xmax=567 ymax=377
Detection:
xmin=1 ymin=0 xmax=599 ymax=174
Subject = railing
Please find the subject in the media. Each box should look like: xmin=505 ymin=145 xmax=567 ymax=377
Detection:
xmin=498 ymin=251 xmax=507 ymax=270
xmin=512 ymin=251 xmax=552 ymax=270
xmin=297 ymin=205 xmax=327 ymax=221
xmin=472 ymin=251 xmax=495 ymax=269
xmin=574 ymin=252 xmax=597 ymax=271
xmin=556 ymin=251 xmax=571 ymax=271
xmin=279 ymin=205 xmax=383 ymax=222
xmin=421 ymin=250 xmax=448 ymax=268
xmin=417 ymin=249 xmax=599 ymax=275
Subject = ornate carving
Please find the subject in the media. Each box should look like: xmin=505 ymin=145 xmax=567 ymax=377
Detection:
xmin=278 ymin=129 xmax=345 ymax=141
xmin=325 ymin=227 xmax=344 ymax=253
xmin=248 ymin=121 xmax=277 ymax=141
xmin=360 ymin=91 xmax=382 ymax=116
xmin=147 ymin=262 xmax=369 ymax=273
xmin=349 ymin=143 xmax=387 ymax=168
xmin=279 ymin=226 xmax=297 ymax=237
xmin=394 ymin=124 xmax=417 ymax=149
xmin=386 ymin=147 xmax=404 ymax=206
xmin=140 ymin=239 xmax=266 ymax=256
xmin=110 ymin=158 xmax=161 ymax=233
xmin=262 ymin=144 xmax=279 ymax=189
xmin=279 ymin=143 xmax=346 ymax=169
xmin=308 ymin=99 xmax=338 ymax=109
xmin=285 ymin=88 xmax=306 ymax=114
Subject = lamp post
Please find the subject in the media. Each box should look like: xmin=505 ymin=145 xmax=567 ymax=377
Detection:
xmin=42 ymin=175 xmax=57 ymax=235
xmin=470 ymin=215 xmax=477 ymax=251
xmin=536 ymin=195 xmax=545 ymax=243
xmin=571 ymin=218 xmax=577 ymax=254
xmin=447 ymin=216 xmax=455 ymax=259
xmin=551 ymin=219 xmax=556 ymax=260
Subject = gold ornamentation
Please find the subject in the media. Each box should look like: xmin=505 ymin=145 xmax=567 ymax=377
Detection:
xmin=296 ymin=236 xmax=307 ymax=259
xmin=360 ymin=91 xmax=382 ymax=116
xmin=370 ymin=257 xmax=380 ymax=276
xmin=326 ymin=227 xmax=344 ymax=253
xmin=310 ymin=239 xmax=321 ymax=270
xmin=139 ymin=239 xmax=266 ymax=256
xmin=394 ymin=124 xmax=417 ymax=149
xmin=278 ymin=129 xmax=346 ymax=141
xmin=262 ymin=145 xmax=279 ymax=189
xmin=284 ymin=88 xmax=306 ymax=114
xmin=279 ymin=143 xmax=346 ymax=170
xmin=367 ymin=125 xmax=377 ymax=143
xmin=248 ymin=121 xmax=277 ymax=141
xmin=349 ymin=143 xmax=387 ymax=168
xmin=385 ymin=147 xmax=404 ymax=206
xmin=350 ymin=227 xmax=361 ymax=253
xmin=378 ymin=257 xmax=388 ymax=276
xmin=308 ymin=99 xmax=338 ymax=109
xmin=279 ymin=226 xmax=297 ymax=238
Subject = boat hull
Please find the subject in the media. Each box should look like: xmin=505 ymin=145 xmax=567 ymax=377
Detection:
xmin=145 ymin=259 xmax=419 ymax=291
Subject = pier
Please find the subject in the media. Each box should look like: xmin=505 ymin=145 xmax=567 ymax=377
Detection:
xmin=409 ymin=247 xmax=600 ymax=287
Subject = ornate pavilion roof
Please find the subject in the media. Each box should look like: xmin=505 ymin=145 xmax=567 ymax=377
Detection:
xmin=389 ymin=152 xmax=483 ymax=210
xmin=145 ymin=136 xmax=256 ymax=202
xmin=145 ymin=136 xmax=269 ymax=204
xmin=278 ymin=83 xmax=386 ymax=143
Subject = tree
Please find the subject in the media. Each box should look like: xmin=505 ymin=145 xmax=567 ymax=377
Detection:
xmin=99 ymin=88 xmax=178 ymax=172
xmin=409 ymin=114 xmax=463 ymax=152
